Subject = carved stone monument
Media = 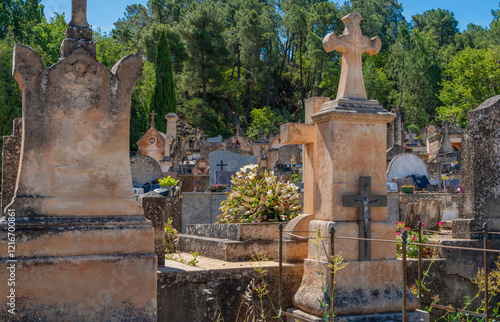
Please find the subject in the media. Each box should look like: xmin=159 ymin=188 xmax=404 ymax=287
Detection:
xmin=0 ymin=1 xmax=156 ymax=320
xmin=282 ymin=13 xmax=426 ymax=320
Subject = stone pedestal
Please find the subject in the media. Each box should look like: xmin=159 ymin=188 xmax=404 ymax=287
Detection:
xmin=283 ymin=97 xmax=422 ymax=317
xmin=454 ymin=95 xmax=500 ymax=238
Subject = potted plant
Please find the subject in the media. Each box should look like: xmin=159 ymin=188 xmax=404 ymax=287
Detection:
xmin=400 ymin=185 xmax=414 ymax=194
xmin=404 ymin=146 xmax=412 ymax=153
xmin=158 ymin=176 xmax=179 ymax=196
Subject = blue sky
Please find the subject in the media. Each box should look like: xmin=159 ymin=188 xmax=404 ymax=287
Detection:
xmin=41 ymin=0 xmax=500 ymax=33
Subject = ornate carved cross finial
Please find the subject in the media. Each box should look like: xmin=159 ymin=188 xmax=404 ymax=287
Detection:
xmin=150 ymin=110 xmax=157 ymax=127
xmin=69 ymin=0 xmax=89 ymax=28
xmin=323 ymin=12 xmax=382 ymax=100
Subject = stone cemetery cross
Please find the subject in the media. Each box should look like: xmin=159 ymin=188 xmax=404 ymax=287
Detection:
xmin=150 ymin=110 xmax=157 ymax=127
xmin=217 ymin=160 xmax=228 ymax=171
xmin=323 ymin=12 xmax=381 ymax=100
xmin=342 ymin=176 xmax=387 ymax=260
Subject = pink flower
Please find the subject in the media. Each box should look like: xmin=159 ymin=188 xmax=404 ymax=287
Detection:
xmin=396 ymin=232 xmax=401 ymax=236
xmin=411 ymin=236 xmax=416 ymax=241
xmin=405 ymin=227 xmax=410 ymax=230
xmin=421 ymin=223 xmax=425 ymax=226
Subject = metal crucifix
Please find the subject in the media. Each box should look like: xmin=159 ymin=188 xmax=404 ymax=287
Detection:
xmin=342 ymin=176 xmax=387 ymax=261
xmin=217 ymin=160 xmax=228 ymax=171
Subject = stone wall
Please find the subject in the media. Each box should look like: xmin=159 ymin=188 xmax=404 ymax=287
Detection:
xmin=165 ymin=197 xmax=182 ymax=232
xmin=181 ymin=192 xmax=227 ymax=233
xmin=387 ymin=192 xmax=460 ymax=224
xmin=157 ymin=264 xmax=303 ymax=322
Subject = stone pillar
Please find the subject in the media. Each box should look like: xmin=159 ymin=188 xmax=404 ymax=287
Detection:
xmin=387 ymin=119 xmax=394 ymax=150
xmin=394 ymin=112 xmax=402 ymax=146
xmin=0 ymin=1 xmax=156 ymax=320
xmin=1 ymin=118 xmax=21 ymax=214
xmin=140 ymin=191 xmax=167 ymax=266
xmin=454 ymin=96 xmax=500 ymax=238
xmin=161 ymin=112 xmax=179 ymax=173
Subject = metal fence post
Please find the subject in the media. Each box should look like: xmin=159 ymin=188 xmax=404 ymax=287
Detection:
xmin=330 ymin=226 xmax=335 ymax=322
xmin=402 ymin=229 xmax=408 ymax=322
xmin=418 ymin=221 xmax=422 ymax=303
xmin=279 ymin=223 xmax=283 ymax=309
xmin=483 ymin=222 xmax=489 ymax=321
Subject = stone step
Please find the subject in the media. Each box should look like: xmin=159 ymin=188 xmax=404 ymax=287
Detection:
xmin=178 ymin=234 xmax=275 ymax=261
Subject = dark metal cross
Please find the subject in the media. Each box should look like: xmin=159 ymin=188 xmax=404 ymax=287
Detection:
xmin=217 ymin=160 xmax=228 ymax=171
xmin=342 ymin=176 xmax=387 ymax=261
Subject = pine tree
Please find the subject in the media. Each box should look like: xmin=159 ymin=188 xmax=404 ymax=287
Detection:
xmin=150 ymin=30 xmax=176 ymax=133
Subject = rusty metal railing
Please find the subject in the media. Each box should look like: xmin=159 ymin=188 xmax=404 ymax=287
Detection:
xmin=277 ymin=222 xmax=500 ymax=322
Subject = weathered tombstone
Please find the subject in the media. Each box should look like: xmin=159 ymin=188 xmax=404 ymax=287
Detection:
xmin=282 ymin=12 xmax=424 ymax=320
xmin=391 ymin=177 xmax=415 ymax=190
xmin=405 ymin=199 xmax=445 ymax=230
xmin=1 ymin=118 xmax=22 ymax=213
xmin=130 ymin=155 xmax=163 ymax=186
xmin=455 ymin=95 xmax=500 ymax=238
xmin=438 ymin=121 xmax=454 ymax=154
xmin=208 ymin=150 xmax=258 ymax=185
xmin=0 ymin=1 xmax=156 ymax=320
xmin=215 ymin=170 xmax=237 ymax=185
xmin=408 ymin=129 xmax=417 ymax=144
xmin=387 ymin=153 xmax=430 ymax=182
xmin=277 ymin=145 xmax=301 ymax=165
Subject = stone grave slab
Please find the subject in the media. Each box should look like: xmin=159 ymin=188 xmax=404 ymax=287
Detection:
xmin=207 ymin=135 xmax=222 ymax=143
xmin=215 ymin=170 xmax=237 ymax=185
xmin=405 ymin=199 xmax=445 ymax=230
xmin=179 ymin=222 xmax=286 ymax=261
xmin=209 ymin=150 xmax=258 ymax=185
xmin=387 ymin=153 xmax=429 ymax=182
xmin=131 ymin=155 xmax=163 ymax=186
xmin=277 ymin=144 xmax=301 ymax=165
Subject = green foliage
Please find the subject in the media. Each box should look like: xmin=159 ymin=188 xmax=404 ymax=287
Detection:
xmin=218 ymin=165 xmax=301 ymax=223
xmin=158 ymin=176 xmax=178 ymax=187
xmin=412 ymin=9 xmax=459 ymax=48
xmin=406 ymin=124 xmax=421 ymax=136
xmin=178 ymin=98 xmax=232 ymax=137
xmin=0 ymin=0 xmax=44 ymax=43
xmin=180 ymin=1 xmax=230 ymax=101
xmin=246 ymin=106 xmax=283 ymax=140
xmin=164 ymin=218 xmax=178 ymax=254
xmin=131 ymin=61 xmax=156 ymax=150
xmin=150 ymin=30 xmax=177 ymax=133
xmin=437 ymin=46 xmax=500 ymax=126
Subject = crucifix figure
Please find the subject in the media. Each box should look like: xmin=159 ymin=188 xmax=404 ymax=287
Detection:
xmin=323 ymin=12 xmax=381 ymax=100
xmin=69 ymin=0 xmax=89 ymax=28
xmin=217 ymin=160 xmax=228 ymax=171
xmin=149 ymin=110 xmax=157 ymax=127
xmin=342 ymin=176 xmax=387 ymax=260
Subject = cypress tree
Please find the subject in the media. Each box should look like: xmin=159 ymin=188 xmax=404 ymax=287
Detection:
xmin=150 ymin=30 xmax=176 ymax=133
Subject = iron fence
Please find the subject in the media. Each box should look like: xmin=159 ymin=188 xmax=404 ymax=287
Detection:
xmin=277 ymin=222 xmax=500 ymax=322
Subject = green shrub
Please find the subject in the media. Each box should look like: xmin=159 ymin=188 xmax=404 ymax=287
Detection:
xmin=218 ymin=164 xmax=301 ymax=223
xmin=159 ymin=176 xmax=178 ymax=187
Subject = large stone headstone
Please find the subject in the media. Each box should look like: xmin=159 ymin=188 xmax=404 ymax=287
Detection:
xmin=0 ymin=1 xmax=156 ymax=320
xmin=1 ymin=118 xmax=22 ymax=213
xmin=386 ymin=153 xmax=429 ymax=182
xmin=455 ymin=95 xmax=500 ymax=237
xmin=131 ymin=155 xmax=163 ymax=186
xmin=208 ymin=150 xmax=258 ymax=185
xmin=215 ymin=170 xmax=237 ymax=185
